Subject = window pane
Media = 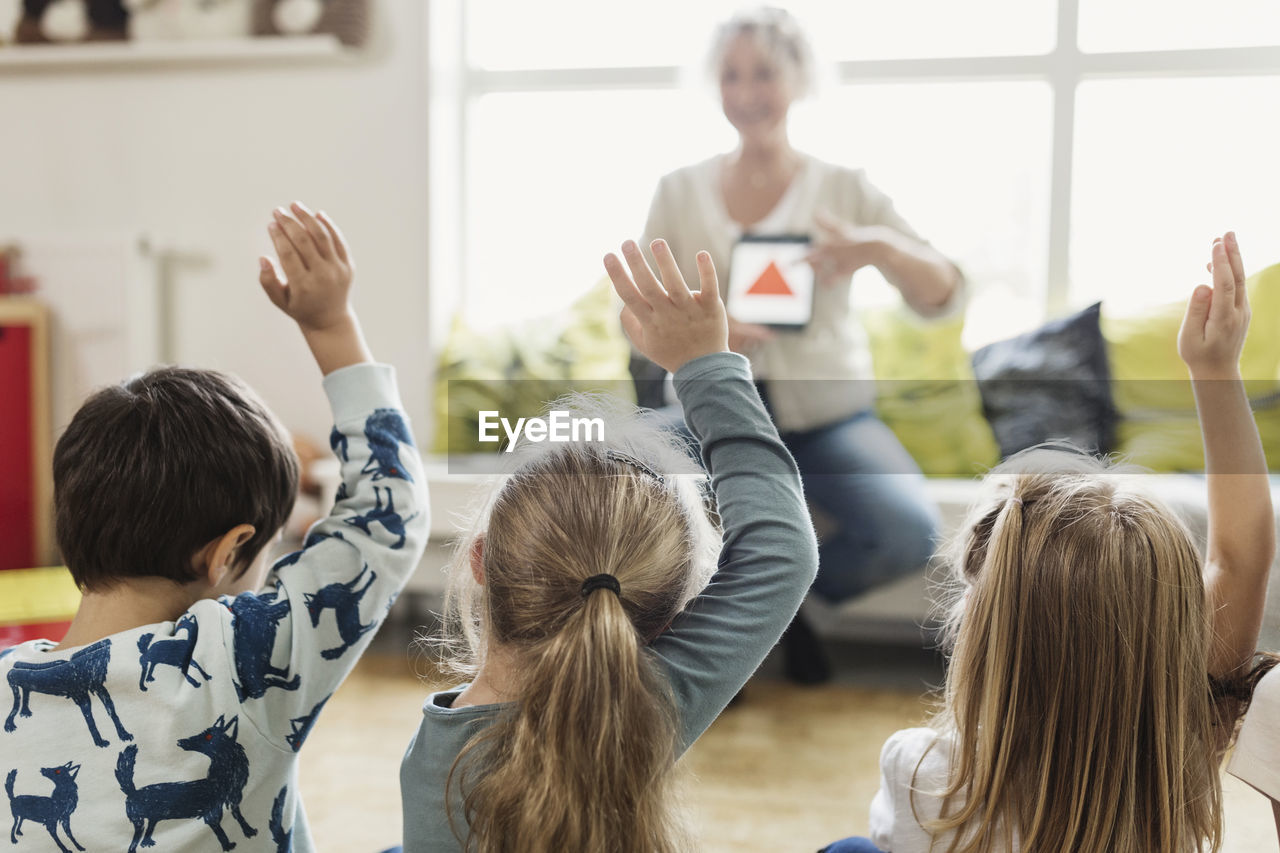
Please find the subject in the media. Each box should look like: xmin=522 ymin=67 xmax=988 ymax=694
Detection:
xmin=791 ymin=82 xmax=1052 ymax=347
xmin=806 ymin=0 xmax=1055 ymax=61
xmin=464 ymin=90 xmax=734 ymax=327
xmin=1079 ymin=0 xmax=1280 ymax=52
xmin=1071 ymin=78 xmax=1280 ymax=315
xmin=464 ymin=83 xmax=1052 ymax=345
xmin=466 ymin=0 xmax=1055 ymax=71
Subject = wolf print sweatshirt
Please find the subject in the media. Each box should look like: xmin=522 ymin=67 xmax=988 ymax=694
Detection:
xmin=1 ymin=363 xmax=427 ymax=853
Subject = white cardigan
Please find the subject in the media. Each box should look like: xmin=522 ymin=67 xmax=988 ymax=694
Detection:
xmin=641 ymin=153 xmax=955 ymax=432
xmin=1228 ymin=667 xmax=1280 ymax=802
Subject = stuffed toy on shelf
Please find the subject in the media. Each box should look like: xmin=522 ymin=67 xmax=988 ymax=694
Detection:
xmin=123 ymin=0 xmax=251 ymax=41
xmin=251 ymin=0 xmax=367 ymax=47
xmin=15 ymin=0 xmax=128 ymax=43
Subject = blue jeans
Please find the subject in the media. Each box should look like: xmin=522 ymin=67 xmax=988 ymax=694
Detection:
xmin=819 ymin=838 xmax=885 ymax=853
xmin=783 ymin=408 xmax=940 ymax=603
xmin=650 ymin=397 xmax=940 ymax=604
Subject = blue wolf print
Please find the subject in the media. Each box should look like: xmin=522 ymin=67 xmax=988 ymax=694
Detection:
xmin=270 ymin=531 xmax=344 ymax=574
xmin=307 ymin=530 xmax=342 ymax=548
xmin=227 ymin=592 xmax=301 ymax=701
xmin=329 ymin=426 xmax=349 ymax=463
xmin=5 ymin=639 xmax=133 ymax=748
xmin=6 ymin=763 xmax=84 ymax=853
xmin=304 ymin=565 xmax=378 ymax=661
xmin=284 ymin=696 xmax=330 ymax=752
xmin=361 ymin=408 xmax=415 ymax=482
xmin=269 ymin=785 xmax=292 ymax=852
xmin=272 ymin=549 xmax=304 ymax=571
xmin=344 ymin=486 xmax=419 ymax=549
xmin=137 ymin=614 xmax=212 ymax=691
xmin=115 ymin=715 xmax=256 ymax=853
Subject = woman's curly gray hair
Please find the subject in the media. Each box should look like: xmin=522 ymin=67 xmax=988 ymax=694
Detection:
xmin=705 ymin=6 xmax=818 ymax=98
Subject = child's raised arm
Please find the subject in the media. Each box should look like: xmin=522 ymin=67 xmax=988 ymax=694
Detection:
xmin=1177 ymin=231 xmax=1276 ymax=677
xmin=260 ymin=201 xmax=372 ymax=375
xmin=605 ymin=238 xmax=729 ymax=372
xmin=605 ymin=239 xmax=818 ymax=750
xmin=223 ymin=203 xmax=427 ymax=751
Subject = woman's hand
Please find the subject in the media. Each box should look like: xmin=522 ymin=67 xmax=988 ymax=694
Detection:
xmin=805 ymin=210 xmax=893 ymax=285
xmin=727 ymin=316 xmax=777 ymax=355
xmin=604 ymin=239 xmax=730 ymax=374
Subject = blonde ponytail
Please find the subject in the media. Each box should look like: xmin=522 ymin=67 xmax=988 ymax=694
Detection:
xmin=439 ymin=396 xmax=717 ymax=852
xmin=455 ymin=587 xmax=686 ymax=851
xmin=926 ymin=449 xmax=1224 ymax=852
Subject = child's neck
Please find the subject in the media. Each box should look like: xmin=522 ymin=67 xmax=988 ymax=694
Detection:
xmin=54 ymin=577 xmax=202 ymax=651
xmin=453 ymin=643 xmax=520 ymax=708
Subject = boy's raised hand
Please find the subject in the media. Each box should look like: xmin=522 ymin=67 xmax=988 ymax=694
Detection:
xmin=260 ymin=202 xmax=353 ymax=332
xmin=604 ymin=239 xmax=729 ymax=374
xmin=260 ymin=202 xmax=371 ymax=375
xmin=1178 ymin=231 xmax=1250 ymax=379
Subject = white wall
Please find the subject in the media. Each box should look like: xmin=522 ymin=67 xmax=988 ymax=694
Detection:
xmin=0 ymin=0 xmax=432 ymax=447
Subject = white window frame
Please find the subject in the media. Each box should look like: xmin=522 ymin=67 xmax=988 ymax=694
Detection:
xmin=427 ymin=0 xmax=1280 ymax=335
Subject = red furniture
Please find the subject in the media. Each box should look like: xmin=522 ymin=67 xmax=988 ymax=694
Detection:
xmin=0 ymin=298 xmax=52 ymax=570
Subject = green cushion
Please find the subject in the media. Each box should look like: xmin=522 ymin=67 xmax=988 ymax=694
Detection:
xmin=1102 ymin=262 xmax=1280 ymax=471
xmin=431 ymin=277 xmax=635 ymax=454
xmin=862 ymin=307 xmax=1000 ymax=477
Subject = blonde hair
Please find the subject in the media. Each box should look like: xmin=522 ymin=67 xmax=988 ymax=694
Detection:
xmin=705 ymin=6 xmax=817 ymax=98
xmin=922 ymin=448 xmax=1227 ymax=852
xmin=439 ymin=396 xmax=719 ymax=852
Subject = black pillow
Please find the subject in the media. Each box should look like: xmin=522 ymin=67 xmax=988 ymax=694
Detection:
xmin=971 ymin=302 xmax=1117 ymax=459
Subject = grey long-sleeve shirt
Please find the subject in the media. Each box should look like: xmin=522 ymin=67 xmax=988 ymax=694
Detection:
xmin=399 ymin=351 xmax=819 ymax=851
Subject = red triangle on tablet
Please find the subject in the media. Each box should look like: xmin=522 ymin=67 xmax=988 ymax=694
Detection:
xmin=746 ymin=260 xmax=794 ymax=296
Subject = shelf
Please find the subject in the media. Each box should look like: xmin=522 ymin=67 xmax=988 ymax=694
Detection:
xmin=0 ymin=34 xmax=350 ymax=73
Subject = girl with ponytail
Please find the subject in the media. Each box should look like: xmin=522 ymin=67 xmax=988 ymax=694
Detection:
xmin=825 ymin=232 xmax=1278 ymax=853
xmin=399 ymin=238 xmax=818 ymax=852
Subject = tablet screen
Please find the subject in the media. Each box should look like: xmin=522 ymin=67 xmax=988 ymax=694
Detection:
xmin=727 ymin=235 xmax=814 ymax=329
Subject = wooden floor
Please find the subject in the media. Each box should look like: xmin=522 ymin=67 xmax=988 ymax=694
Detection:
xmin=300 ymin=630 xmax=1278 ymax=852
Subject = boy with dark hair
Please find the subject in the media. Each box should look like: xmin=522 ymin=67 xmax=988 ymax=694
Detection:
xmin=0 ymin=202 xmax=427 ymax=852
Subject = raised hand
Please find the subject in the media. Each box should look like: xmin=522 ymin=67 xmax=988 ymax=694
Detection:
xmin=1176 ymin=231 xmax=1275 ymax=678
xmin=260 ymin=202 xmax=370 ymax=375
xmin=1178 ymin=231 xmax=1250 ymax=380
xmin=260 ymin=201 xmax=355 ymax=335
xmin=604 ymin=239 xmax=729 ymax=374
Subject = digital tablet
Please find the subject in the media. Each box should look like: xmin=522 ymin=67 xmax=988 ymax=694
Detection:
xmin=726 ymin=234 xmax=815 ymax=330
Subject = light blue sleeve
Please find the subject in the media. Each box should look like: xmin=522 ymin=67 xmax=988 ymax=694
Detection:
xmin=219 ymin=363 xmax=429 ymax=751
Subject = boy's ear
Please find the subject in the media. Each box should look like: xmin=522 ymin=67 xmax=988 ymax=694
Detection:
xmin=469 ymin=535 xmax=485 ymax=587
xmin=198 ymin=524 xmax=258 ymax=587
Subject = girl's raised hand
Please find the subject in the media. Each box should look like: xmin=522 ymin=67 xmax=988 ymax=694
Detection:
xmin=1178 ymin=231 xmax=1250 ymax=379
xmin=605 ymin=239 xmax=730 ymax=374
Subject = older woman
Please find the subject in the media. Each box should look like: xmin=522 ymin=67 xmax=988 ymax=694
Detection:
xmin=636 ymin=6 xmax=962 ymax=681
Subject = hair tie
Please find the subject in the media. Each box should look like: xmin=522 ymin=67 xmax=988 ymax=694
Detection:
xmin=606 ymin=450 xmax=665 ymax=485
xmin=581 ymin=573 xmax=621 ymax=598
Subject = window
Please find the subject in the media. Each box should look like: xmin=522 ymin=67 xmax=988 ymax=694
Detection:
xmin=430 ymin=0 xmax=1280 ymax=343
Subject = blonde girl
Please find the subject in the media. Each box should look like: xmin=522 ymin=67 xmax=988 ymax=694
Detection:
xmin=847 ymin=232 xmax=1276 ymax=853
xmin=399 ymin=239 xmax=818 ymax=852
